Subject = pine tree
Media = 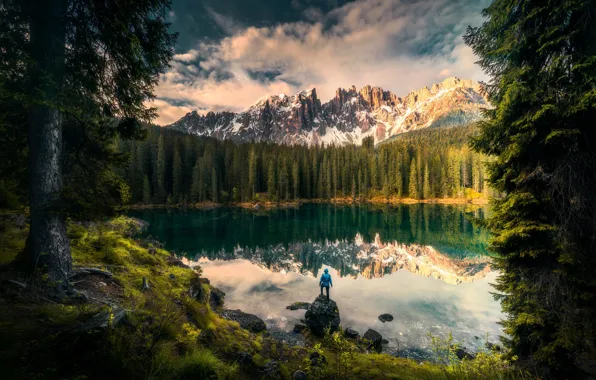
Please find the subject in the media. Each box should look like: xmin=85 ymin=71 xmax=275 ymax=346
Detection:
xmin=395 ymin=166 xmax=403 ymax=198
xmin=211 ymin=167 xmax=218 ymax=203
xmin=465 ymin=0 xmax=596 ymax=375
xmin=408 ymin=158 xmax=419 ymax=199
xmin=248 ymin=148 xmax=257 ymax=199
xmin=142 ymin=175 xmax=151 ymax=204
xmin=172 ymin=144 xmax=182 ymax=203
xmin=423 ymin=163 xmax=431 ymax=199
xmin=157 ymin=135 xmax=167 ymax=202
xmin=267 ymin=160 xmax=276 ymax=201
xmin=292 ymin=161 xmax=299 ymax=200
xmin=2 ymin=0 xmax=175 ymax=287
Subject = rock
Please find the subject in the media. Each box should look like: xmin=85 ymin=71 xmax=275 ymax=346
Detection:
xmin=293 ymin=324 xmax=308 ymax=333
xmin=10 ymin=214 xmax=27 ymax=229
xmin=262 ymin=360 xmax=282 ymax=379
xmin=198 ymin=328 xmax=215 ymax=343
xmin=304 ymin=294 xmax=340 ymax=336
xmin=168 ymin=274 xmax=176 ymax=280
xmin=253 ymin=203 xmax=264 ymax=210
xmin=293 ymin=370 xmax=307 ymax=380
xmin=286 ymin=302 xmax=310 ymax=311
xmin=381 ymin=339 xmax=389 ymax=345
xmin=148 ymin=246 xmax=157 ymax=255
xmin=236 ymin=352 xmax=253 ymax=366
xmin=209 ymin=286 xmax=225 ymax=309
xmin=309 ymin=351 xmax=327 ymax=367
xmin=363 ymin=329 xmax=383 ymax=350
xmin=72 ymin=307 xmax=127 ymax=332
xmin=485 ymin=342 xmax=501 ymax=351
xmin=344 ymin=327 xmax=360 ymax=339
xmin=452 ymin=346 xmax=475 ymax=360
xmin=378 ymin=313 xmax=394 ymax=323
xmin=221 ymin=309 xmax=266 ymax=333
xmin=166 ymin=255 xmax=191 ymax=269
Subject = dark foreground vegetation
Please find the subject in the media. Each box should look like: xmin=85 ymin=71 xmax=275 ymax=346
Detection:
xmin=1 ymin=0 xmax=595 ymax=378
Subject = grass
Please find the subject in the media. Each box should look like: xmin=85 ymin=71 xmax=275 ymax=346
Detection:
xmin=0 ymin=215 xmax=534 ymax=380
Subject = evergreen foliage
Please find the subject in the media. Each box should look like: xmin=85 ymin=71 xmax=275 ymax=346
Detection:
xmin=118 ymin=125 xmax=492 ymax=204
xmin=465 ymin=0 xmax=596 ymax=376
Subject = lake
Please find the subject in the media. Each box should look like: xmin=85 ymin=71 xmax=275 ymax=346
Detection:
xmin=129 ymin=203 xmax=502 ymax=360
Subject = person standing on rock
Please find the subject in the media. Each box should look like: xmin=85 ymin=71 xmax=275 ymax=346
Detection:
xmin=319 ymin=268 xmax=333 ymax=300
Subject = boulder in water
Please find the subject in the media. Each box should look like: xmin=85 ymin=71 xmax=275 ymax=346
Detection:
xmin=293 ymin=370 xmax=307 ymax=380
xmin=221 ymin=309 xmax=266 ymax=333
xmin=363 ymin=329 xmax=383 ymax=351
xmin=344 ymin=327 xmax=360 ymax=339
xmin=378 ymin=313 xmax=394 ymax=323
xmin=304 ymin=294 xmax=340 ymax=336
xmin=286 ymin=302 xmax=310 ymax=310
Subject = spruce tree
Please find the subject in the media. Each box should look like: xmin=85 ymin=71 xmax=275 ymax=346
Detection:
xmin=172 ymin=144 xmax=182 ymax=203
xmin=0 ymin=0 xmax=175 ymax=287
xmin=465 ymin=0 xmax=596 ymax=376
xmin=408 ymin=158 xmax=419 ymax=199
xmin=142 ymin=175 xmax=151 ymax=204
xmin=423 ymin=163 xmax=431 ymax=199
xmin=157 ymin=135 xmax=167 ymax=202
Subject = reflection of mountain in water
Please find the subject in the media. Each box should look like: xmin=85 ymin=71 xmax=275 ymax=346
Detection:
xmin=195 ymin=233 xmax=491 ymax=285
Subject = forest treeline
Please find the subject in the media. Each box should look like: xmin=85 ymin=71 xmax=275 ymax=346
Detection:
xmin=118 ymin=124 xmax=493 ymax=204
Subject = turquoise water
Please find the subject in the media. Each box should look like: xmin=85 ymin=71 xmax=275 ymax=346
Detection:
xmin=129 ymin=203 xmax=502 ymax=360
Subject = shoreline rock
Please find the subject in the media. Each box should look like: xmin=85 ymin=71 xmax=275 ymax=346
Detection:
xmin=220 ymin=309 xmax=267 ymax=333
xmin=378 ymin=313 xmax=394 ymax=323
xmin=304 ymin=295 xmax=341 ymax=336
xmin=286 ymin=302 xmax=310 ymax=311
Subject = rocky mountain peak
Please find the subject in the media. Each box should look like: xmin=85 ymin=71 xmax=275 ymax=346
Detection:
xmin=167 ymin=78 xmax=489 ymax=146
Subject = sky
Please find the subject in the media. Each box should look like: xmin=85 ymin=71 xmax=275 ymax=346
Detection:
xmin=152 ymin=0 xmax=491 ymax=125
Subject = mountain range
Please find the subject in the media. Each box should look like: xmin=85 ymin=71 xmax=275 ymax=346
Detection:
xmin=167 ymin=76 xmax=489 ymax=146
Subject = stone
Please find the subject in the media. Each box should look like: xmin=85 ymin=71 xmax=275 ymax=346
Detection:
xmin=262 ymin=360 xmax=282 ymax=379
xmin=453 ymin=346 xmax=475 ymax=360
xmin=485 ymin=342 xmax=502 ymax=352
xmin=71 ymin=307 xmax=127 ymax=332
xmin=304 ymin=294 xmax=341 ymax=337
xmin=309 ymin=351 xmax=327 ymax=367
xmin=236 ymin=352 xmax=253 ymax=366
xmin=209 ymin=286 xmax=226 ymax=309
xmin=221 ymin=309 xmax=266 ymax=333
xmin=292 ymin=370 xmax=307 ymax=380
xmin=378 ymin=313 xmax=394 ymax=323
xmin=293 ymin=324 xmax=308 ymax=333
xmin=253 ymin=203 xmax=264 ymax=210
xmin=344 ymin=327 xmax=360 ymax=339
xmin=168 ymin=273 xmax=176 ymax=280
xmin=381 ymin=339 xmax=389 ymax=345
xmin=363 ymin=329 xmax=383 ymax=350
xmin=286 ymin=302 xmax=310 ymax=311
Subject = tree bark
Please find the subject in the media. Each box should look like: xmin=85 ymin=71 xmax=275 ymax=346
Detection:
xmin=26 ymin=0 xmax=71 ymax=290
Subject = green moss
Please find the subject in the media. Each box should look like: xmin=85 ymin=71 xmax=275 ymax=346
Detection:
xmin=0 ymin=220 xmax=27 ymax=264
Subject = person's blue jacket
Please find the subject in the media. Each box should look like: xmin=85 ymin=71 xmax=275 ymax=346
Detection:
xmin=320 ymin=269 xmax=333 ymax=287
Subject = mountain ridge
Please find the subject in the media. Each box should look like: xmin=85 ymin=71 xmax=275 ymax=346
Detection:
xmin=167 ymin=76 xmax=489 ymax=146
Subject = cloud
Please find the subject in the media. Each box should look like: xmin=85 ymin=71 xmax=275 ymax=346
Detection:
xmin=153 ymin=0 xmax=489 ymax=125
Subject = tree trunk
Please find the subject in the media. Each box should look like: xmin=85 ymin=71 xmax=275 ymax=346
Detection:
xmin=26 ymin=0 xmax=71 ymax=290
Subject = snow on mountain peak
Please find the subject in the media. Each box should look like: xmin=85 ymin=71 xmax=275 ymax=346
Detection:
xmin=167 ymin=79 xmax=489 ymax=146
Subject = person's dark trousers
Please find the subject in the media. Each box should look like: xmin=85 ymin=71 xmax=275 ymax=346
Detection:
xmin=320 ymin=285 xmax=329 ymax=299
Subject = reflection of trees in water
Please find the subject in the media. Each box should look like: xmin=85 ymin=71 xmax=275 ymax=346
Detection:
xmin=193 ymin=234 xmax=491 ymax=284
xmin=131 ymin=203 xmax=489 ymax=261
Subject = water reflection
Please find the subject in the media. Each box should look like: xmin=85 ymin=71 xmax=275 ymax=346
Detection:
xmin=129 ymin=203 xmax=490 ymax=260
xmin=197 ymin=259 xmax=502 ymax=361
xmin=130 ymin=204 xmax=501 ymax=360
xmin=193 ymin=233 xmax=491 ymax=285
